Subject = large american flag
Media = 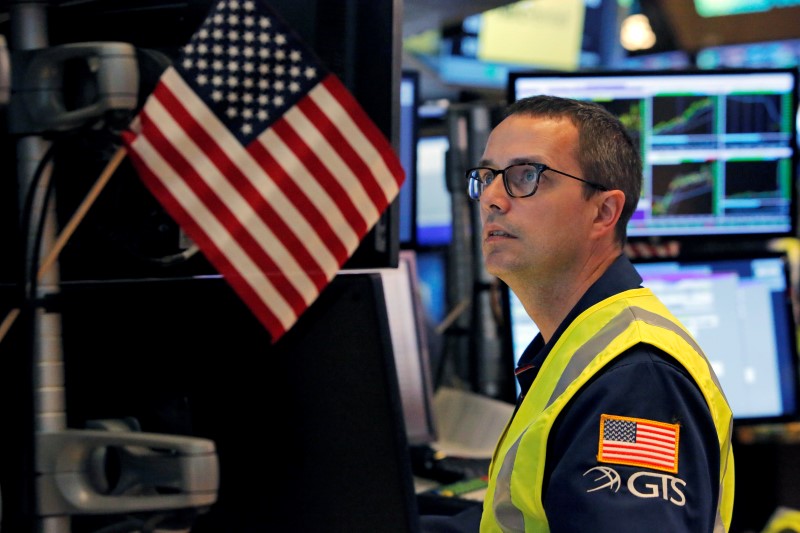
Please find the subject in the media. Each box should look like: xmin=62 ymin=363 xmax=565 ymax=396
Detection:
xmin=598 ymin=414 xmax=680 ymax=473
xmin=122 ymin=0 xmax=405 ymax=342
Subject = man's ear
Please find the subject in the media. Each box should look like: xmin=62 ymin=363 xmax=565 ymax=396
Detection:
xmin=591 ymin=190 xmax=625 ymax=238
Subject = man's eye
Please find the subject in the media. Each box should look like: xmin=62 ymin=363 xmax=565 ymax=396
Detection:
xmin=517 ymin=167 xmax=537 ymax=183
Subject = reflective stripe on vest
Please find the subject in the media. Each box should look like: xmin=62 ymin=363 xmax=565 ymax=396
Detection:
xmin=482 ymin=288 xmax=734 ymax=533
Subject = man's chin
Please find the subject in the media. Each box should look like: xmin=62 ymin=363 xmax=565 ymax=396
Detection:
xmin=482 ymin=256 xmax=510 ymax=279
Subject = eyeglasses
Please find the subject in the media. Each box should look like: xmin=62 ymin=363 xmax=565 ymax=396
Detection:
xmin=466 ymin=162 xmax=608 ymax=200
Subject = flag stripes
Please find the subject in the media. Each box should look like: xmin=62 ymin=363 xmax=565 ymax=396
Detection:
xmin=123 ymin=0 xmax=404 ymax=342
xmin=125 ymin=68 xmax=402 ymax=340
xmin=597 ymin=414 xmax=680 ymax=473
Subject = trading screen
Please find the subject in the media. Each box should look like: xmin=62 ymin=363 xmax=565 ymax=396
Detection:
xmin=511 ymin=69 xmax=798 ymax=240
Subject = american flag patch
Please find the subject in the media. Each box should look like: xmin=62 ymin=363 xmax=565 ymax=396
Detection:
xmin=597 ymin=414 xmax=680 ymax=473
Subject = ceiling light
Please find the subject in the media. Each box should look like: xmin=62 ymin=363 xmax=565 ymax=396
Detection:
xmin=620 ymin=13 xmax=656 ymax=51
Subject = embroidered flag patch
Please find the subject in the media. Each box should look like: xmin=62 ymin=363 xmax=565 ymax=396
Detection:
xmin=597 ymin=414 xmax=680 ymax=473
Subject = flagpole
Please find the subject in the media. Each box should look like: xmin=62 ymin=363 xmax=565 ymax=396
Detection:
xmin=37 ymin=146 xmax=127 ymax=279
xmin=0 ymin=146 xmax=127 ymax=345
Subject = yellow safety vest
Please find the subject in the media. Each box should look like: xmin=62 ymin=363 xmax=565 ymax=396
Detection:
xmin=481 ymin=288 xmax=735 ymax=533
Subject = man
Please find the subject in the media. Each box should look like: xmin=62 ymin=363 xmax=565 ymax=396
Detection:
xmin=423 ymin=95 xmax=734 ymax=532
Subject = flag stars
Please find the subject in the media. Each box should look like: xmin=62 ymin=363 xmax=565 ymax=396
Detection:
xmin=176 ymin=0 xmax=326 ymax=141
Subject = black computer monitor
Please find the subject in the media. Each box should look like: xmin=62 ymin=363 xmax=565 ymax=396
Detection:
xmin=345 ymin=250 xmax=438 ymax=447
xmin=502 ymin=251 xmax=800 ymax=424
xmin=52 ymin=273 xmax=423 ymax=533
xmin=508 ymin=68 xmax=799 ymax=243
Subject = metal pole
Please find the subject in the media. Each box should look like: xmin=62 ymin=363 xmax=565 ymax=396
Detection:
xmin=8 ymin=2 xmax=69 ymax=532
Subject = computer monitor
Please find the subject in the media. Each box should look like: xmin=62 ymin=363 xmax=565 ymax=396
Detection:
xmin=398 ymin=71 xmax=419 ymax=247
xmin=502 ymin=251 xmax=800 ymax=423
xmin=54 ymin=272 xmax=423 ymax=533
xmin=416 ymin=134 xmax=452 ymax=247
xmin=696 ymin=39 xmax=800 ymax=70
xmin=613 ymin=50 xmax=692 ymax=70
xmin=503 ymin=287 xmax=539 ymax=401
xmin=509 ymin=68 xmax=799 ymax=243
xmin=632 ymin=251 xmax=800 ymax=424
xmin=346 ymin=250 xmax=439 ymax=447
xmin=415 ymin=248 xmax=449 ymax=327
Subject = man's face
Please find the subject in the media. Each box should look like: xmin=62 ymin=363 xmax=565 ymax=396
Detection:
xmin=478 ymin=114 xmax=598 ymax=285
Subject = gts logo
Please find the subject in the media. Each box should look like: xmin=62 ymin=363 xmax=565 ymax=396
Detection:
xmin=583 ymin=466 xmax=686 ymax=506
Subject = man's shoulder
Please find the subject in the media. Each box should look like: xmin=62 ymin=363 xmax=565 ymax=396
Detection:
xmin=602 ymin=342 xmax=695 ymax=380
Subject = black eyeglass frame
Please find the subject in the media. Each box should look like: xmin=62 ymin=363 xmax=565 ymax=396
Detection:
xmin=466 ymin=162 xmax=608 ymax=200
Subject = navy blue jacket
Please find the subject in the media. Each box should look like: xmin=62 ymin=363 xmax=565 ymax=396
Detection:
xmin=422 ymin=254 xmax=721 ymax=532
